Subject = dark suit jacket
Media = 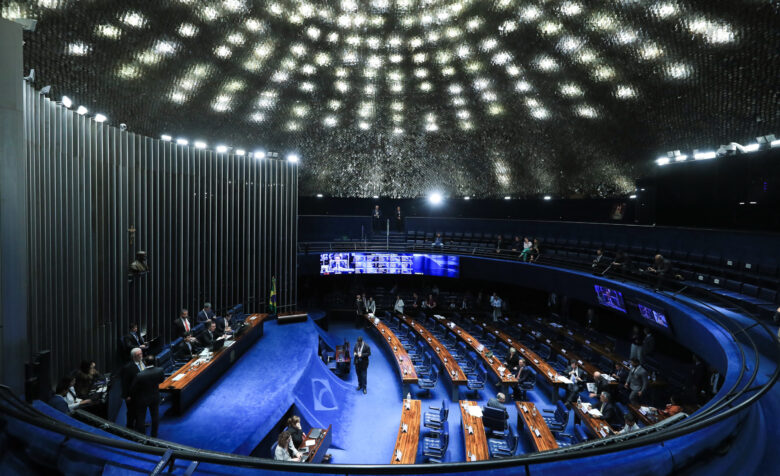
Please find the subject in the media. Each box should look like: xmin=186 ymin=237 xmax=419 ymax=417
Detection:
xmin=197 ymin=309 xmax=215 ymax=322
xmin=516 ymin=367 xmax=534 ymax=385
xmin=173 ymin=317 xmax=194 ymax=338
xmin=642 ymin=334 xmax=655 ymax=355
xmin=289 ymin=427 xmax=304 ymax=448
xmin=200 ymin=330 xmax=216 ymax=349
xmin=593 ymin=376 xmax=612 ymax=396
xmin=122 ymin=362 xmax=143 ymax=399
xmin=129 ymin=366 xmax=165 ymax=406
xmin=49 ymin=394 xmax=69 ymax=414
xmin=124 ymin=332 xmax=145 ymax=350
xmin=353 ymin=342 xmax=371 ymax=369
xmin=174 ymin=339 xmax=201 ymax=360
xmin=599 ymin=401 xmax=621 ymax=426
xmin=505 ymin=352 xmax=520 ymax=371
xmin=487 ymin=398 xmax=507 ymax=414
xmin=613 ymin=368 xmax=630 ymax=385
xmin=216 ymin=316 xmax=231 ymax=335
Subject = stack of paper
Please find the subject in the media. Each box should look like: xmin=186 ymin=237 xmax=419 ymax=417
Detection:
xmin=172 ymin=374 xmax=185 ymax=382
xmin=466 ymin=405 xmax=483 ymax=418
xmin=588 ymin=409 xmax=603 ymax=418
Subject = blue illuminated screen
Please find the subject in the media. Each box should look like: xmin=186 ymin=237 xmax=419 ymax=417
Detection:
xmin=320 ymin=253 xmax=459 ymax=278
xmin=594 ymin=285 xmax=626 ymax=313
xmin=637 ymin=303 xmax=670 ymax=328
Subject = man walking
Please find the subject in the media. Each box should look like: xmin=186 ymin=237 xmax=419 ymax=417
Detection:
xmin=353 ymin=336 xmax=371 ymax=394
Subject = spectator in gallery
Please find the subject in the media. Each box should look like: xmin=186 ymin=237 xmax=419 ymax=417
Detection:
xmin=510 ymin=236 xmax=522 ymax=251
xmin=394 ymin=295 xmax=404 ymax=314
xmin=586 ymin=308 xmax=599 ymax=330
xmin=431 ymin=284 xmax=439 ymax=295
xmin=371 ymin=205 xmax=382 ymax=232
xmin=432 ymin=232 xmax=444 ymax=248
xmin=489 ymin=292 xmax=503 ymax=321
xmin=422 ymin=294 xmax=437 ymax=311
xmin=592 ymin=249 xmax=605 ymax=269
xmin=646 ymin=254 xmax=672 ymax=289
xmin=460 ymin=295 xmax=469 ymax=311
xmin=366 ymin=296 xmax=376 ymax=315
xmin=641 ymin=328 xmax=655 ymax=363
xmin=522 ymin=236 xmax=532 ymax=251
xmin=629 ymin=325 xmax=642 ymax=361
xmin=611 ymin=250 xmax=631 ymax=272
xmin=411 ymin=292 xmax=421 ymax=309
xmin=495 ymin=235 xmax=504 ymax=253
xmin=394 ymin=206 xmax=403 ymax=231
xmin=522 ymin=239 xmax=540 ymax=262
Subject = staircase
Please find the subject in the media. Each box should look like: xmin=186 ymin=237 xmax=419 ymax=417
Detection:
xmin=365 ymin=230 xmax=407 ymax=249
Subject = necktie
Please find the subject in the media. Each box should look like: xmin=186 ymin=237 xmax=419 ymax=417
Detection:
xmin=184 ymin=319 xmax=190 ymax=332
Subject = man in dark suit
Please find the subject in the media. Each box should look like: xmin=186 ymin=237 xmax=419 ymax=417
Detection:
xmin=130 ymin=355 xmax=165 ymax=437
xmin=124 ymin=323 xmax=147 ymax=354
xmin=565 ymin=360 xmax=587 ymax=404
xmin=588 ymin=372 xmax=612 ymax=401
xmin=625 ymin=358 xmax=649 ymax=405
xmin=504 ymin=347 xmax=520 ymax=373
xmin=512 ymin=359 xmax=535 ymax=400
xmin=122 ymin=348 xmax=145 ymax=429
xmin=216 ymin=312 xmax=233 ymax=336
xmin=196 ymin=303 xmax=215 ymax=323
xmin=49 ymin=378 xmax=71 ymax=414
xmin=353 ymin=336 xmax=371 ymax=394
xmin=174 ymin=331 xmax=202 ymax=360
xmin=371 ymin=205 xmax=382 ymax=232
xmin=199 ymin=321 xmax=222 ymax=350
xmin=487 ymin=392 xmax=508 ymax=416
xmin=355 ymin=294 xmax=366 ymax=329
xmin=173 ymin=308 xmax=193 ymax=338
xmin=595 ymin=391 xmax=622 ymax=427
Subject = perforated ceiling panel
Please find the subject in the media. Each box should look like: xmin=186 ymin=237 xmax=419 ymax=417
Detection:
xmin=4 ymin=0 xmax=778 ymax=198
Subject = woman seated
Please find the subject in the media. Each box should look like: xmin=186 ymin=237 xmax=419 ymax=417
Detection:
xmin=274 ymin=430 xmax=302 ymax=462
xmin=287 ymin=416 xmax=304 ymax=448
xmin=659 ymin=395 xmax=683 ymax=417
xmin=521 ymin=239 xmax=540 ymax=262
xmin=75 ymin=360 xmax=102 ymax=398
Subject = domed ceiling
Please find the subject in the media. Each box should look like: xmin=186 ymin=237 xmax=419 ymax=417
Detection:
xmin=3 ymin=0 xmax=778 ymax=198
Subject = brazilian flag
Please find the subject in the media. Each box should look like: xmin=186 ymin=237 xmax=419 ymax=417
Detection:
xmin=269 ymin=276 xmax=277 ymax=313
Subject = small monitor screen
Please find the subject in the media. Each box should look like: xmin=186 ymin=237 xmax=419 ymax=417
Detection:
xmin=594 ymin=285 xmax=626 ymax=313
xmin=319 ymin=252 xmax=459 ymax=277
xmin=637 ymin=303 xmax=670 ymax=328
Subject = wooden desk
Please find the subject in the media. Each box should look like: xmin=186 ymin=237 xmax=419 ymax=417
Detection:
xmin=573 ymin=402 xmax=615 ymax=439
xmin=333 ymin=344 xmax=351 ymax=374
xmin=299 ymin=425 xmax=332 ymax=463
xmin=365 ymin=314 xmax=418 ymax=397
xmin=399 ymin=314 xmax=467 ymax=401
xmin=459 ymin=400 xmax=490 ymax=461
xmin=438 ymin=317 xmax=517 ymax=394
xmin=391 ymin=399 xmax=421 ymax=464
xmin=471 ymin=317 xmax=563 ymax=399
xmin=516 ymin=402 xmax=559 ymax=452
xmin=159 ymin=313 xmax=267 ymax=413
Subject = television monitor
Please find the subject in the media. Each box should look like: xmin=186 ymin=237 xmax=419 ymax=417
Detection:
xmin=594 ymin=285 xmax=626 ymax=313
xmin=637 ymin=302 xmax=670 ymax=328
xmin=319 ymin=253 xmax=459 ymax=277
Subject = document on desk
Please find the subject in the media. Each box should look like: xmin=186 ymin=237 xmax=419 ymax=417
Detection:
xmin=588 ymin=409 xmax=603 ymax=418
xmin=466 ymin=405 xmax=483 ymax=418
xmin=602 ymin=374 xmax=615 ymax=382
xmin=586 ymin=383 xmax=597 ymax=393
xmin=305 ymin=439 xmax=316 ymax=447
xmin=557 ymin=376 xmax=572 ymax=384
xmin=172 ymin=374 xmax=185 ymax=382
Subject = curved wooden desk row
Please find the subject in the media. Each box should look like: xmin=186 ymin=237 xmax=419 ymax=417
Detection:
xmin=516 ymin=402 xmax=559 ymax=452
xmin=469 ymin=317 xmax=564 ymax=400
xmin=459 ymin=400 xmax=490 ymax=461
xmin=573 ymin=401 xmax=615 ymax=438
xmin=159 ymin=313 xmax=267 ymax=413
xmin=391 ymin=399 xmax=421 ymax=464
xmin=363 ymin=314 xmax=418 ymax=397
xmin=398 ymin=314 xmax=467 ymax=401
xmin=436 ymin=316 xmax=517 ymax=393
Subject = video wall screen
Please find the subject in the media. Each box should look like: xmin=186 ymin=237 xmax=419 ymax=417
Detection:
xmin=637 ymin=302 xmax=670 ymax=329
xmin=594 ymin=285 xmax=627 ymax=313
xmin=320 ymin=253 xmax=460 ymax=278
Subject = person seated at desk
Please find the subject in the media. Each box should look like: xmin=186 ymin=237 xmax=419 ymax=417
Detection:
xmin=504 ymin=347 xmax=520 ymax=373
xmin=611 ymin=362 xmax=629 ymax=386
xmin=487 ymin=392 xmax=508 ymax=416
xmin=565 ymin=360 xmax=586 ymax=404
xmin=49 ymin=378 xmax=72 ymax=414
xmin=512 ymin=359 xmax=534 ymax=400
xmin=421 ymin=294 xmax=437 ymax=311
xmin=197 ymin=302 xmax=215 ymax=323
xmin=124 ymin=323 xmax=148 ymax=354
xmin=594 ymin=391 xmax=622 ymax=427
xmin=199 ymin=321 xmax=225 ymax=350
xmin=288 ymin=416 xmax=305 ymax=447
xmin=173 ymin=309 xmax=193 ymax=338
xmin=174 ymin=331 xmax=202 ymax=360
xmin=75 ymin=360 xmax=103 ymax=398
xmin=274 ymin=430 xmax=302 ymax=462
xmin=659 ymin=395 xmax=683 ymax=417
xmin=618 ymin=413 xmax=640 ymax=434
xmin=216 ymin=312 xmax=233 ymax=336
xmin=61 ymin=376 xmax=92 ymax=412
xmin=588 ymin=372 xmax=612 ymax=401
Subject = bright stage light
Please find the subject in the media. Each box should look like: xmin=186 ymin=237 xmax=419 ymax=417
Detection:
xmin=287 ymin=154 xmax=299 ymax=163
xmin=61 ymin=96 xmax=72 ymax=108
xmin=76 ymin=106 xmax=88 ymax=115
xmin=94 ymin=114 xmax=107 ymax=123
xmin=543 ymin=195 xmax=552 ymax=200
xmin=429 ymin=192 xmax=443 ymax=205
xmin=161 ymin=134 xmax=172 ymax=141
xmin=194 ymin=141 xmax=207 ymax=149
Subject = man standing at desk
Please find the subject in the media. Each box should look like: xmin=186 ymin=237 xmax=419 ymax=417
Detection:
xmin=197 ymin=303 xmax=215 ymax=323
xmin=130 ymin=355 xmax=165 ymax=437
xmin=354 ymin=336 xmax=371 ymax=394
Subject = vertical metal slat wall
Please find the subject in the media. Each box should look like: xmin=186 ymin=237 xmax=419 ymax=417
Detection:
xmin=23 ymin=83 xmax=298 ymax=383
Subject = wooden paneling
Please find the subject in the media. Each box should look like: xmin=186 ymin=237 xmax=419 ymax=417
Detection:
xmin=391 ymin=399 xmax=421 ymax=464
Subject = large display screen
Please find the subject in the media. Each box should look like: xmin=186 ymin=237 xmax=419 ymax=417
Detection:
xmin=637 ymin=302 xmax=670 ymax=328
xmin=594 ymin=285 xmax=627 ymax=313
xmin=320 ymin=253 xmax=460 ymax=278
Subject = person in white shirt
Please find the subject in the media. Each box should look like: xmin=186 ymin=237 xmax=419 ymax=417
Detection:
xmin=274 ymin=430 xmax=302 ymax=462
xmin=489 ymin=293 xmax=503 ymax=322
xmin=366 ymin=297 xmax=376 ymax=314
xmin=618 ymin=413 xmax=640 ymax=434
xmin=64 ymin=376 xmax=92 ymax=412
xmin=393 ymin=295 xmax=404 ymax=314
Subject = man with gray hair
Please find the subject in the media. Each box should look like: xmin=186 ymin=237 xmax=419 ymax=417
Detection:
xmin=487 ymin=392 xmax=508 ymax=413
xmin=122 ymin=347 xmax=145 ymax=430
xmin=197 ymin=303 xmax=215 ymax=323
xmin=595 ymin=391 xmax=621 ymax=427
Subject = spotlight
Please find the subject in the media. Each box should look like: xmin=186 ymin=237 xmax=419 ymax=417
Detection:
xmin=176 ymin=138 xmax=189 ymax=146
xmin=772 ymin=139 xmax=780 ymax=148
xmin=61 ymin=96 xmax=72 ymax=108
xmin=94 ymin=114 xmax=107 ymax=123
xmin=428 ymin=192 xmax=443 ymax=205
xmin=656 ymin=157 xmax=670 ymax=166
xmin=216 ymin=145 xmax=228 ymax=153
xmin=23 ymin=69 xmax=35 ymax=82
xmin=236 ymin=149 xmax=246 ymax=156
xmin=194 ymin=141 xmax=207 ymax=149
xmin=464 ymin=196 xmax=471 ymax=200
xmin=161 ymin=134 xmax=172 ymax=141
xmin=504 ymin=196 xmax=511 ymax=200
xmin=287 ymin=154 xmax=299 ymax=163
xmin=316 ymin=193 xmax=323 ymax=198
xmin=76 ymin=106 xmax=88 ymax=115
xmin=756 ymin=135 xmax=776 ymax=149
xmin=253 ymin=150 xmax=266 ymax=159
xmin=39 ymin=85 xmax=51 ymax=96
xmin=543 ymin=195 xmax=552 ymax=200
xmin=743 ymin=143 xmax=760 ymax=152
xmin=373 ymin=195 xmax=379 ymax=199
xmin=693 ymin=150 xmax=716 ymax=160
xmin=119 ymin=123 xmax=127 ymax=131
xmin=629 ymin=194 xmax=637 ymax=199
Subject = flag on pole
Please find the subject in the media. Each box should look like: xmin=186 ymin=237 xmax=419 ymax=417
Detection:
xmin=269 ymin=276 xmax=277 ymax=313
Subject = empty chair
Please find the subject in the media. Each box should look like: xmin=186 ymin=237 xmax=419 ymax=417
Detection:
xmin=488 ymin=427 xmax=518 ymax=458
xmin=466 ymin=365 xmax=487 ymax=398
xmin=496 ymin=341 xmax=510 ymax=357
xmin=423 ymin=423 xmax=449 ymax=463
xmin=484 ymin=333 xmax=499 ymax=351
xmin=423 ymin=399 xmax=449 ymax=433
xmin=542 ymin=401 xmax=570 ymax=433
xmin=155 ymin=348 xmax=176 ymax=377
xmin=537 ymin=343 xmax=552 ymax=361
xmin=574 ymin=424 xmax=589 ymax=443
xmin=417 ymin=365 xmax=439 ymax=397
xmin=551 ymin=354 xmax=569 ymax=374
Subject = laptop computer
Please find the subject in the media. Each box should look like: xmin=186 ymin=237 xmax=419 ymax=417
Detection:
xmin=212 ymin=338 xmax=226 ymax=352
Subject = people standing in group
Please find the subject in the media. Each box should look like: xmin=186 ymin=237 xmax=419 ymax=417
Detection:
xmin=353 ymin=336 xmax=371 ymax=394
xmin=422 ymin=294 xmax=437 ymax=312
xmin=490 ymin=292 xmax=503 ymax=322
xmin=122 ymin=348 xmax=145 ymax=430
xmin=355 ymin=294 xmax=366 ymax=328
xmin=371 ymin=205 xmax=382 ymax=232
xmin=365 ymin=296 xmax=376 ymax=315
xmin=129 ymin=355 xmax=164 ymax=437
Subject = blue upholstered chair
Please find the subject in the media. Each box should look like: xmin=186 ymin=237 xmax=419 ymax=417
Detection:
xmin=423 ymin=423 xmax=449 ymax=463
xmin=488 ymin=427 xmax=518 ymax=458
xmin=424 ymin=399 xmax=449 ymax=433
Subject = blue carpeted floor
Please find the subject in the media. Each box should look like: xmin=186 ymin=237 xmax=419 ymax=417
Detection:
xmin=150 ymin=316 xmax=572 ymax=464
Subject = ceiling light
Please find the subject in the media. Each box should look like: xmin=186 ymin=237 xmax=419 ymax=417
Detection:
xmin=656 ymin=157 xmax=670 ymax=166
xmin=195 ymin=141 xmax=207 ymax=149
xmin=253 ymin=150 xmax=265 ymax=159
xmin=76 ymin=106 xmax=88 ymax=115
xmin=216 ymin=145 xmax=228 ymax=153
xmin=464 ymin=196 xmax=470 ymax=200
xmin=373 ymin=195 xmax=379 ymax=199
xmin=693 ymin=151 xmax=716 ymax=160
xmin=236 ymin=149 xmax=246 ymax=156
xmin=94 ymin=114 xmax=107 ymax=123
xmin=543 ymin=195 xmax=552 ymax=200
xmin=161 ymin=134 xmax=172 ymax=141
xmin=504 ymin=196 xmax=511 ymax=200
xmin=61 ymin=96 xmax=72 ymax=108
xmin=743 ymin=143 xmax=760 ymax=152
xmin=176 ymin=138 xmax=189 ymax=146
xmin=316 ymin=193 xmax=323 ymax=198
xmin=428 ymin=192 xmax=443 ymax=205
xmin=629 ymin=194 xmax=637 ymax=199
xmin=287 ymin=154 xmax=300 ymax=163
